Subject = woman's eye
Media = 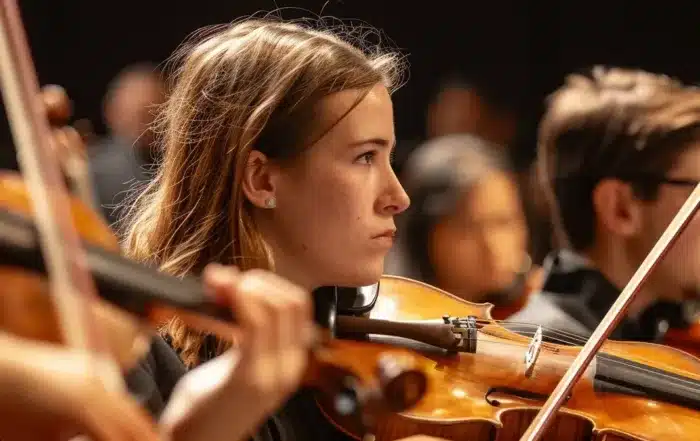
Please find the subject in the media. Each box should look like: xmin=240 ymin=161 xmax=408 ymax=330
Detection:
xmin=356 ymin=151 xmax=376 ymax=165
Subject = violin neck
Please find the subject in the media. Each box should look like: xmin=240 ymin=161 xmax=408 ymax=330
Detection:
xmin=0 ymin=208 xmax=234 ymax=323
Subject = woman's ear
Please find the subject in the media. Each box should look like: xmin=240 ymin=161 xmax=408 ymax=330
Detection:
xmin=592 ymin=179 xmax=644 ymax=238
xmin=241 ymin=150 xmax=277 ymax=209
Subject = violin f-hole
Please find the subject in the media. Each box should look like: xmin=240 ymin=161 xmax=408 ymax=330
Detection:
xmin=485 ymin=387 xmax=572 ymax=407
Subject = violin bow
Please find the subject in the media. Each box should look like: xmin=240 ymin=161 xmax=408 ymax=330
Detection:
xmin=0 ymin=0 xmax=124 ymax=389
xmin=519 ymin=181 xmax=700 ymax=441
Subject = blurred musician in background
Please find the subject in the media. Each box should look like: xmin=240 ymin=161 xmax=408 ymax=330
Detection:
xmin=89 ymin=63 xmax=164 ymax=228
xmin=385 ymin=133 xmax=534 ymax=319
xmin=508 ymin=67 xmax=700 ymax=342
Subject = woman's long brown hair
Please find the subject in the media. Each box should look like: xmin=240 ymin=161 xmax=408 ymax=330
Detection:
xmin=121 ymin=18 xmax=405 ymax=367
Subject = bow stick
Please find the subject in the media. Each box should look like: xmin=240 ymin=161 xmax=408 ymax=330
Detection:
xmin=0 ymin=0 xmax=124 ymax=389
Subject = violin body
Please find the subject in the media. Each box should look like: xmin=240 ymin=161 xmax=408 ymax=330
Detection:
xmin=318 ymin=275 xmax=700 ymax=441
xmin=0 ymin=173 xmax=152 ymax=369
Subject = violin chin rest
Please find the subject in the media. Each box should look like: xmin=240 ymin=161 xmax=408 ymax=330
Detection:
xmin=336 ymin=284 xmax=380 ymax=315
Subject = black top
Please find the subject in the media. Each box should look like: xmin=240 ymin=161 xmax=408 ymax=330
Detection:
xmin=124 ymin=334 xmax=187 ymax=417
xmin=507 ymin=249 xmax=691 ymax=343
xmin=127 ymin=336 xmax=352 ymax=441
xmin=197 ymin=334 xmax=354 ymax=441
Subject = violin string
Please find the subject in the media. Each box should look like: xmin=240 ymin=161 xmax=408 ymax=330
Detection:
xmin=479 ymin=319 xmax=591 ymax=345
xmin=468 ymin=319 xmax=700 ymax=385
xmin=471 ymin=328 xmax=700 ymax=393
xmin=474 ymin=336 xmax=700 ymax=393
xmin=481 ymin=327 xmax=696 ymax=379
xmin=473 ymin=324 xmax=575 ymax=352
xmin=392 ymin=317 xmax=700 ymax=393
xmin=488 ymin=322 xmax=700 ymax=389
xmin=388 ymin=317 xmax=700 ymax=391
xmin=488 ymin=323 xmax=700 ymax=382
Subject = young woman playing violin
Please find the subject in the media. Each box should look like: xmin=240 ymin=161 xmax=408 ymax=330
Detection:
xmin=508 ymin=67 xmax=700 ymax=344
xmin=110 ymin=17 xmax=441 ymax=441
xmin=5 ymin=48 xmax=700 ymax=441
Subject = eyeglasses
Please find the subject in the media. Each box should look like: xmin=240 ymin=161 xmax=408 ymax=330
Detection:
xmin=613 ymin=174 xmax=700 ymax=188
xmin=554 ymin=174 xmax=700 ymax=188
xmin=656 ymin=177 xmax=700 ymax=187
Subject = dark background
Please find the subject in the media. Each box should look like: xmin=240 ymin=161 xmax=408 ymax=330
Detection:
xmin=3 ymin=0 xmax=700 ymax=169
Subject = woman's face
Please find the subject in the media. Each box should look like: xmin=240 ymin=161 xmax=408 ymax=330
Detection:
xmin=428 ymin=171 xmax=528 ymax=302
xmin=262 ymin=84 xmax=411 ymax=290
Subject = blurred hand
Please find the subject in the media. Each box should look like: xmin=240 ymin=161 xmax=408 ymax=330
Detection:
xmin=0 ymin=332 xmax=160 ymax=441
xmin=160 ymin=264 xmax=314 ymax=441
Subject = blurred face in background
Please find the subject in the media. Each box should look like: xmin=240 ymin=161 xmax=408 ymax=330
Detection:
xmin=104 ymin=69 xmax=165 ymax=148
xmin=426 ymin=85 xmax=516 ymax=147
xmin=428 ymin=170 xmax=528 ymax=302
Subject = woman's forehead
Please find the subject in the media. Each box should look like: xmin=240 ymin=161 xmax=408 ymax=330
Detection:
xmin=312 ymin=85 xmax=394 ymax=145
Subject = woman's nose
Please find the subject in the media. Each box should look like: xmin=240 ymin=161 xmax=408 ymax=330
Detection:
xmin=381 ymin=169 xmax=410 ymax=215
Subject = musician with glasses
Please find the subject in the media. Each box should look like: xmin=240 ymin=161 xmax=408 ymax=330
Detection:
xmin=507 ymin=67 xmax=700 ymax=343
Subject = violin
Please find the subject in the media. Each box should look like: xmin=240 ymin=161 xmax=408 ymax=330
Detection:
xmin=0 ymin=173 xmax=152 ymax=369
xmin=325 ymin=275 xmax=700 ymax=441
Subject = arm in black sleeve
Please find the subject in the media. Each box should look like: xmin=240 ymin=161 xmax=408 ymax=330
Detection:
xmin=124 ymin=334 xmax=187 ymax=418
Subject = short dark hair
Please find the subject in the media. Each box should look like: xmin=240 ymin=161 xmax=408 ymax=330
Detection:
xmin=538 ymin=66 xmax=700 ymax=251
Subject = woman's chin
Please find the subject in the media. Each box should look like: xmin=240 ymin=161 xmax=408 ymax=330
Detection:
xmin=333 ymin=266 xmax=383 ymax=288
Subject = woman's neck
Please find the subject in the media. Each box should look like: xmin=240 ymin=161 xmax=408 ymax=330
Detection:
xmin=256 ymin=222 xmax=320 ymax=293
xmin=271 ymin=261 xmax=318 ymax=293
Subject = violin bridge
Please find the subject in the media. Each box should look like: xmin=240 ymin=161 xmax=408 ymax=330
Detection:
xmin=523 ymin=325 xmax=543 ymax=378
xmin=442 ymin=315 xmax=478 ymax=353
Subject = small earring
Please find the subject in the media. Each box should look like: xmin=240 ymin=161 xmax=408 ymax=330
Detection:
xmin=264 ymin=197 xmax=276 ymax=209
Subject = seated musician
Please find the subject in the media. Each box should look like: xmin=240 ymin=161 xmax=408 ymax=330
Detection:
xmin=508 ymin=67 xmax=700 ymax=342
xmin=0 ymin=17 xmax=445 ymax=441
xmin=384 ymin=133 xmax=534 ymax=319
xmin=110 ymin=17 xmax=442 ymax=441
